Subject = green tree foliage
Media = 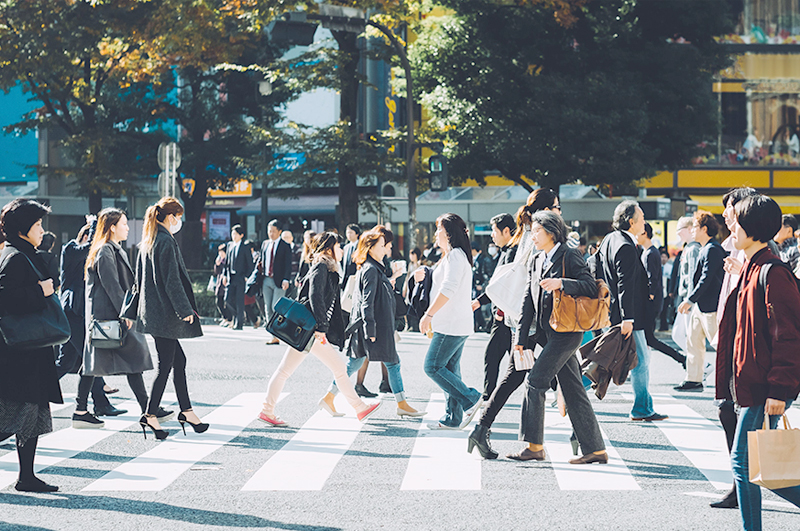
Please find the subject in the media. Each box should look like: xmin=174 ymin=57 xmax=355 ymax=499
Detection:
xmin=409 ymin=0 xmax=737 ymax=192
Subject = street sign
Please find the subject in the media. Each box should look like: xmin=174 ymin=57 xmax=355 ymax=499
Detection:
xmin=157 ymin=171 xmax=181 ymax=198
xmin=157 ymin=142 xmax=181 ymax=170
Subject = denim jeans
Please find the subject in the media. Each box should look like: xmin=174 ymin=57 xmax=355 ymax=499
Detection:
xmin=732 ymin=400 xmax=800 ymax=531
xmin=630 ymin=329 xmax=655 ymax=419
xmin=328 ymin=357 xmax=406 ymax=403
xmin=424 ymin=333 xmax=481 ymax=428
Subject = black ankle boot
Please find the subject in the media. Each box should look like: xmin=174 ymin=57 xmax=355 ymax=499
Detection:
xmin=467 ymin=424 xmax=498 ymax=459
xmin=710 ymin=486 xmax=738 ymax=509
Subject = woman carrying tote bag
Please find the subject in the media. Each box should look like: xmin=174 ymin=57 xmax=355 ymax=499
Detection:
xmin=71 ymin=208 xmax=162 ymax=430
xmin=0 ymin=199 xmax=63 ymax=492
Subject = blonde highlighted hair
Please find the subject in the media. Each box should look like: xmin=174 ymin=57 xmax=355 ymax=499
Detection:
xmin=85 ymin=208 xmax=126 ymax=280
xmin=352 ymin=227 xmax=385 ymax=267
xmin=140 ymin=197 xmax=183 ymax=255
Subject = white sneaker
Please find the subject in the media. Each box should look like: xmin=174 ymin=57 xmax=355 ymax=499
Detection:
xmin=427 ymin=422 xmax=460 ymax=430
xmin=460 ymin=398 xmax=484 ymax=429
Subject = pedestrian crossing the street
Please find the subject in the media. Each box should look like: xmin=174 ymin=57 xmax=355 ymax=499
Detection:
xmin=4 ymin=390 xmax=800 ymax=495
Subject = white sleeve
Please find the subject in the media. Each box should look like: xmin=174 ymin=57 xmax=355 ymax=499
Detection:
xmin=438 ymin=251 xmax=467 ymax=299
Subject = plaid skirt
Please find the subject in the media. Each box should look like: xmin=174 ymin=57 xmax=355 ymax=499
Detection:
xmin=0 ymin=398 xmax=52 ymax=447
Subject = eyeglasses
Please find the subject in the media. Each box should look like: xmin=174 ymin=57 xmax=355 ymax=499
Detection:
xmin=552 ymin=204 xmax=562 ymax=211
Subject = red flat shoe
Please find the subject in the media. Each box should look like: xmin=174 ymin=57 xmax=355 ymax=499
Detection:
xmin=258 ymin=412 xmax=287 ymax=426
xmin=357 ymin=402 xmax=381 ymax=422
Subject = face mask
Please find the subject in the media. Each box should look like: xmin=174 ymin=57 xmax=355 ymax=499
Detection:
xmin=488 ymin=246 xmax=498 ymax=257
xmin=170 ymin=217 xmax=183 ymax=234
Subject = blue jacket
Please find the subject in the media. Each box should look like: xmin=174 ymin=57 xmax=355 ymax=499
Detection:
xmin=687 ymin=239 xmax=726 ymax=313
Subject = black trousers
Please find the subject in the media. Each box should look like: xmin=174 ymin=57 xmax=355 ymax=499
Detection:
xmin=0 ymin=433 xmax=38 ymax=481
xmin=482 ymin=317 xmax=512 ymax=400
xmin=479 ymin=353 xmax=527 ymax=428
xmin=644 ymin=313 xmax=686 ymax=366
xmin=77 ymin=373 xmax=148 ymax=413
xmin=216 ymin=291 xmax=231 ymax=321
xmin=659 ymin=295 xmax=674 ymax=331
xmin=225 ymin=276 xmax=246 ymax=329
xmin=147 ymin=337 xmax=192 ymax=415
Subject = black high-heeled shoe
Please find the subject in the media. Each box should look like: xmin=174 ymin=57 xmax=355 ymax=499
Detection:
xmin=139 ymin=415 xmax=169 ymax=440
xmin=467 ymin=424 xmax=498 ymax=459
xmin=177 ymin=411 xmax=209 ymax=435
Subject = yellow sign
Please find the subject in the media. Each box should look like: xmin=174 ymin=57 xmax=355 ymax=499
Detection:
xmin=182 ymin=179 xmax=253 ymax=198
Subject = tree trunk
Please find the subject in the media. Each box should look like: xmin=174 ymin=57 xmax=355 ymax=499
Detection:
xmin=88 ymin=189 xmax=102 ymax=214
xmin=180 ymin=170 xmax=208 ymax=269
xmin=334 ymin=31 xmax=360 ymax=231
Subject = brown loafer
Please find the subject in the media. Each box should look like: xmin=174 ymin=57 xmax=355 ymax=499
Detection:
xmin=506 ymin=447 xmax=546 ymax=461
xmin=569 ymin=451 xmax=609 ymax=465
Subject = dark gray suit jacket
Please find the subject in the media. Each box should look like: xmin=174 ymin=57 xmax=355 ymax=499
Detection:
xmin=598 ymin=230 xmax=648 ymax=330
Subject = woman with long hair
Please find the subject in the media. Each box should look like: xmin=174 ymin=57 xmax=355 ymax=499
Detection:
xmin=0 ymin=199 xmax=62 ymax=492
xmin=72 ymin=209 xmax=163 ymax=429
xmin=418 ymin=213 xmax=483 ymax=430
xmin=505 ymin=211 xmax=605 ymax=464
xmin=295 ymin=230 xmax=316 ymax=287
xmin=133 ymin=197 xmax=208 ymax=440
xmin=258 ymin=232 xmax=381 ymax=426
xmin=468 ymin=192 xmax=561 ymax=457
xmin=319 ymin=227 xmax=425 ymax=418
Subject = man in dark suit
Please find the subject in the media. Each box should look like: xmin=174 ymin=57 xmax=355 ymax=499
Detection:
xmin=256 ymin=219 xmax=293 ymax=344
xmin=597 ymin=200 xmax=667 ymax=422
xmin=225 ymin=224 xmax=254 ymax=330
xmin=472 ymin=213 xmax=518 ymax=400
xmin=340 ymin=223 xmax=361 ymax=290
xmin=676 ymin=210 xmax=726 ymax=391
xmin=638 ymin=223 xmax=686 ymax=369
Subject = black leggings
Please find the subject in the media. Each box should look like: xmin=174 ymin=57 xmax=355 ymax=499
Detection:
xmin=76 ymin=373 xmax=149 ymax=413
xmin=0 ymin=433 xmax=38 ymax=482
xmin=644 ymin=316 xmax=686 ymax=366
xmin=147 ymin=337 xmax=192 ymax=415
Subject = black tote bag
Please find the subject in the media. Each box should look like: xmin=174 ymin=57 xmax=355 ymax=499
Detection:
xmin=0 ymin=252 xmax=71 ymax=350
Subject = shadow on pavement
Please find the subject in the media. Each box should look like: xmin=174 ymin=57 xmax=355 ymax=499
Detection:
xmin=0 ymin=493 xmax=341 ymax=530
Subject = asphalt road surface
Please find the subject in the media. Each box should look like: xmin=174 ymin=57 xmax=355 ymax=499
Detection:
xmin=2 ymin=326 xmax=799 ymax=531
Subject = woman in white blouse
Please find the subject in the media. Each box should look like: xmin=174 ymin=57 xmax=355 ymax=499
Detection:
xmin=418 ymin=213 xmax=483 ymax=429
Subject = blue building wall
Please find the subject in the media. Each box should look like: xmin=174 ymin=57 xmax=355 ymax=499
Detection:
xmin=0 ymin=86 xmax=38 ymax=183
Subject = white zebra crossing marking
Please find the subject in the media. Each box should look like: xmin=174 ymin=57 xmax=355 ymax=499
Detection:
xmin=0 ymin=398 xmax=148 ymax=490
xmin=242 ymin=394 xmax=363 ymax=491
xmin=649 ymin=403 xmax=733 ymax=490
xmin=400 ymin=393 xmax=481 ymax=491
xmin=84 ymin=392 xmax=273 ymax=492
xmin=50 ymin=393 xmax=76 ymax=413
xmin=542 ymin=409 xmax=640 ymax=490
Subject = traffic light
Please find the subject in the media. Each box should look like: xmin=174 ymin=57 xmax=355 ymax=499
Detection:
xmin=429 ymin=154 xmax=448 ymax=191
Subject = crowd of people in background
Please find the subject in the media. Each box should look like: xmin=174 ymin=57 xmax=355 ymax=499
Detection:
xmin=2 ymin=187 xmax=800 ymax=531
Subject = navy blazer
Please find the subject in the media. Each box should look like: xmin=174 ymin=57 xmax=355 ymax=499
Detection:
xmin=257 ymin=238 xmax=293 ymax=285
xmin=687 ymin=239 xmax=726 ymax=313
xmin=598 ymin=231 xmax=649 ymax=330
xmin=226 ymin=240 xmax=254 ymax=282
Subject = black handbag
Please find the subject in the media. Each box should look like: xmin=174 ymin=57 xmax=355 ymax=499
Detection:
xmin=0 ymin=252 xmax=71 ymax=350
xmin=266 ymin=297 xmax=317 ymax=352
xmin=89 ymin=319 xmax=126 ymax=349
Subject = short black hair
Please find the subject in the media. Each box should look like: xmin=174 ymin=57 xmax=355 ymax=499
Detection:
xmin=782 ymin=214 xmax=798 ymax=233
xmin=490 ymin=213 xmax=516 ymax=234
xmin=735 ymin=195 xmax=782 ymax=243
xmin=39 ymin=231 xmax=56 ymax=252
xmin=268 ymin=219 xmax=281 ymax=230
xmin=410 ymin=247 xmax=421 ymax=258
xmin=643 ymin=223 xmax=653 ymax=240
xmin=723 ymin=187 xmax=758 ymax=208
xmin=660 ymin=247 xmax=669 ymax=256
xmin=470 ymin=240 xmax=481 ymax=251
xmin=231 ymin=224 xmax=245 ymax=236
xmin=612 ymin=200 xmax=639 ymax=232
xmin=346 ymin=223 xmax=361 ymax=235
xmin=0 ymin=199 xmax=51 ymax=240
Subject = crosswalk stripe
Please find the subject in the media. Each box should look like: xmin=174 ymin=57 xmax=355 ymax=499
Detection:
xmin=83 ymin=392 xmax=271 ymax=492
xmin=400 ymin=393 xmax=481 ymax=491
xmin=242 ymin=394 xmax=363 ymax=491
xmin=50 ymin=393 xmax=76 ymax=413
xmin=0 ymin=398 xmax=148 ymax=490
xmin=542 ymin=409 xmax=640 ymax=490
xmin=649 ymin=404 xmax=732 ymax=490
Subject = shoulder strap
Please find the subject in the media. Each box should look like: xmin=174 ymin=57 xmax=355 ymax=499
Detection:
xmin=758 ymin=258 xmax=793 ymax=302
xmin=2 ymin=249 xmax=45 ymax=281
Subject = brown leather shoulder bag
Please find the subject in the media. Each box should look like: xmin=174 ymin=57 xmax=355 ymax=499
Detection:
xmin=549 ymin=253 xmax=611 ymax=332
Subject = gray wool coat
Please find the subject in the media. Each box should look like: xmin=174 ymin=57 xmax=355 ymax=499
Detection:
xmin=83 ymin=241 xmax=154 ymax=376
xmin=135 ymin=225 xmax=203 ymax=340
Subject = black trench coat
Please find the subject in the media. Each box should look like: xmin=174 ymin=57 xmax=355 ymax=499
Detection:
xmin=348 ymin=256 xmax=399 ymax=364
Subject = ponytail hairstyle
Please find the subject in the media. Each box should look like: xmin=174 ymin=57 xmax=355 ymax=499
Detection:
xmin=140 ymin=197 xmax=184 ymax=256
xmin=352 ymin=228 xmax=385 ymax=267
xmin=85 ymin=208 xmax=126 ymax=280
xmin=436 ymin=213 xmax=473 ymax=266
xmin=511 ymin=188 xmax=558 ymax=246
